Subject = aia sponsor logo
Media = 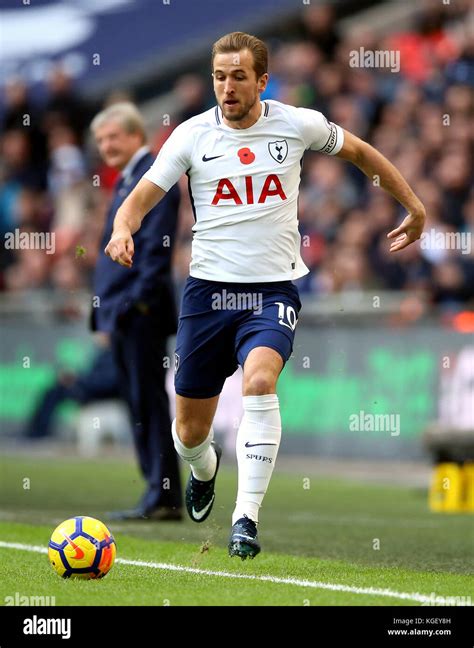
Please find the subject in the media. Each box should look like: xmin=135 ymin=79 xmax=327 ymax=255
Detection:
xmin=212 ymin=174 xmax=287 ymax=205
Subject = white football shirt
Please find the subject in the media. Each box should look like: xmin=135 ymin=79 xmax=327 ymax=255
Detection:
xmin=144 ymin=99 xmax=344 ymax=283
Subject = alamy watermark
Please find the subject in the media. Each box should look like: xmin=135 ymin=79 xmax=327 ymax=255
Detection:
xmin=5 ymin=592 xmax=56 ymax=606
xmin=421 ymin=592 xmax=472 ymax=606
xmin=4 ymin=229 xmax=55 ymax=255
xmin=23 ymin=615 xmax=71 ymax=640
xmin=420 ymin=229 xmax=471 ymax=255
xmin=211 ymin=289 xmax=263 ymax=315
xmin=349 ymin=47 xmax=400 ymax=73
xmin=349 ymin=410 xmax=400 ymax=436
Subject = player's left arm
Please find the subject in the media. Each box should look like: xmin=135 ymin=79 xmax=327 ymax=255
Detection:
xmin=336 ymin=129 xmax=426 ymax=252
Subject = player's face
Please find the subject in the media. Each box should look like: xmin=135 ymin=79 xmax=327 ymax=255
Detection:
xmin=94 ymin=121 xmax=143 ymax=170
xmin=213 ymin=50 xmax=267 ymax=123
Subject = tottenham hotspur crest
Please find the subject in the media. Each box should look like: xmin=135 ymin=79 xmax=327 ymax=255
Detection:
xmin=268 ymin=140 xmax=288 ymax=164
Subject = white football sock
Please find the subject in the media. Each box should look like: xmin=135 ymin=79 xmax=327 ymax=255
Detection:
xmin=171 ymin=419 xmax=217 ymax=481
xmin=232 ymin=394 xmax=281 ymax=525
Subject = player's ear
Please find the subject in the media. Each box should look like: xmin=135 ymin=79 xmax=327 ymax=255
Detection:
xmin=258 ymin=73 xmax=269 ymax=93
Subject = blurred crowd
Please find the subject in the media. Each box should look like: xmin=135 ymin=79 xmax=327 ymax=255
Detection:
xmin=0 ymin=0 xmax=472 ymax=313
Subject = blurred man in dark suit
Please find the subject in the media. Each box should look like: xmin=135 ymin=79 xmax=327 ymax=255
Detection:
xmin=91 ymin=102 xmax=182 ymax=520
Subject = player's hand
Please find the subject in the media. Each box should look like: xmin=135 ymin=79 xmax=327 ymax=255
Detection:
xmin=387 ymin=208 xmax=425 ymax=253
xmin=104 ymin=229 xmax=134 ymax=267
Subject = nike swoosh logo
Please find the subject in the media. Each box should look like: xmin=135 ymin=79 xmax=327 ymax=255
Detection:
xmin=61 ymin=532 xmax=85 ymax=560
xmin=202 ymin=154 xmax=224 ymax=162
xmin=245 ymin=442 xmax=277 ymax=448
xmin=192 ymin=494 xmax=215 ymax=520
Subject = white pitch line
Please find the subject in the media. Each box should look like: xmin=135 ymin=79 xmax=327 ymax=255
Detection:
xmin=0 ymin=540 xmax=431 ymax=604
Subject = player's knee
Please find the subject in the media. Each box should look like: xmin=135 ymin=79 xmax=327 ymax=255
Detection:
xmin=175 ymin=422 xmax=208 ymax=449
xmin=243 ymin=372 xmax=276 ymax=396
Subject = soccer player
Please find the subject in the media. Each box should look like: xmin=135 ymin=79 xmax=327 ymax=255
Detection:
xmin=105 ymin=32 xmax=425 ymax=559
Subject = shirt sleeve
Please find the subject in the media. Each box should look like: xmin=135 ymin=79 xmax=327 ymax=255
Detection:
xmin=296 ymin=107 xmax=344 ymax=155
xmin=143 ymin=121 xmax=192 ymax=191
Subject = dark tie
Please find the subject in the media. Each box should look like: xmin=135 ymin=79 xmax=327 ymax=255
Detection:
xmin=115 ymin=173 xmax=127 ymax=199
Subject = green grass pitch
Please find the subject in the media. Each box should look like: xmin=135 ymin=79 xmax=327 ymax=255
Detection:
xmin=0 ymin=454 xmax=473 ymax=606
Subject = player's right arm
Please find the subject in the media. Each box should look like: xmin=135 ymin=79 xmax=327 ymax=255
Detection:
xmin=104 ymin=179 xmax=166 ymax=268
xmin=105 ymin=119 xmax=193 ymax=268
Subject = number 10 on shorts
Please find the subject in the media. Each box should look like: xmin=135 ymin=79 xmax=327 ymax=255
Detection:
xmin=275 ymin=302 xmax=298 ymax=331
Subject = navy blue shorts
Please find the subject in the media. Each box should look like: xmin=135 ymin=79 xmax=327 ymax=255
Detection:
xmin=174 ymin=277 xmax=302 ymax=399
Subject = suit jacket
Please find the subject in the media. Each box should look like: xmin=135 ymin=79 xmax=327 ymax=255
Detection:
xmin=91 ymin=151 xmax=179 ymax=335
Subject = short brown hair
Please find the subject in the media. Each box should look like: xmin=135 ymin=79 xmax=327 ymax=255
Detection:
xmin=212 ymin=32 xmax=268 ymax=79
